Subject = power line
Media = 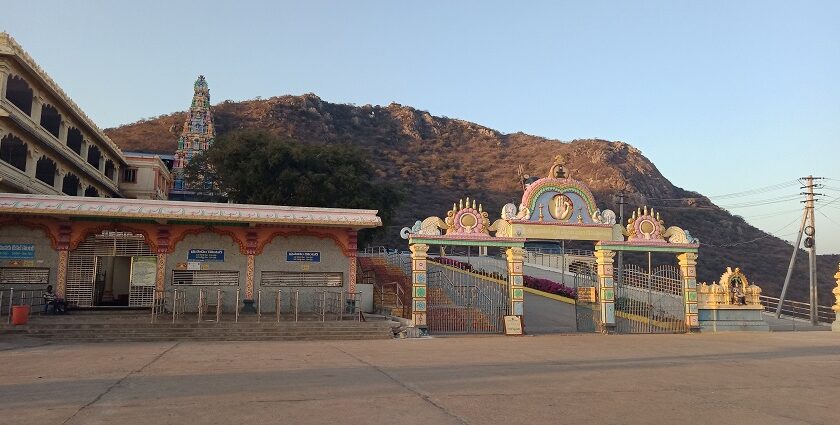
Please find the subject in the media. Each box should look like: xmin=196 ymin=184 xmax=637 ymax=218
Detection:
xmin=647 ymin=179 xmax=798 ymax=202
xmin=700 ymin=213 xmax=803 ymax=248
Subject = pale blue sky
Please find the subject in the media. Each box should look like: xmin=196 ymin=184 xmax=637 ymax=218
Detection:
xmin=3 ymin=1 xmax=839 ymax=252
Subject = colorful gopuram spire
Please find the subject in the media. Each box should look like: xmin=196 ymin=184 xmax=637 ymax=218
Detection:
xmin=172 ymin=75 xmax=215 ymax=191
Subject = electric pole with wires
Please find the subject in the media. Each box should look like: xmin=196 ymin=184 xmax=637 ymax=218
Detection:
xmin=776 ymin=175 xmax=824 ymax=325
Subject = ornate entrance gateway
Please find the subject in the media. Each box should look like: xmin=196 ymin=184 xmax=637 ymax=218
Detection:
xmin=615 ymin=264 xmax=686 ymax=334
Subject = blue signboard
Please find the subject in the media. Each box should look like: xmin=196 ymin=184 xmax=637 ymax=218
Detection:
xmin=0 ymin=244 xmax=35 ymax=259
xmin=188 ymin=249 xmax=225 ymax=262
xmin=286 ymin=251 xmax=321 ymax=262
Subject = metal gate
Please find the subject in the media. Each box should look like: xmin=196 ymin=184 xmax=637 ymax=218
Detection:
xmin=615 ymin=265 xmax=686 ymax=334
xmin=573 ymin=269 xmax=600 ymax=332
xmin=426 ymin=264 xmax=509 ymax=334
xmin=66 ymin=231 xmax=154 ymax=307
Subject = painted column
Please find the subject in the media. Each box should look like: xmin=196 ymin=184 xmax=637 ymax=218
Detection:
xmin=347 ymin=230 xmax=358 ymax=296
xmin=55 ymin=223 xmax=72 ymax=299
xmin=506 ymin=247 xmax=525 ymax=316
xmin=154 ymin=227 xmax=170 ymax=296
xmin=595 ymin=249 xmax=616 ymax=333
xmin=241 ymin=230 xmax=258 ymax=313
xmin=832 ymin=263 xmax=840 ymax=332
xmin=677 ymin=252 xmax=700 ymax=332
xmin=410 ymin=243 xmax=429 ymax=333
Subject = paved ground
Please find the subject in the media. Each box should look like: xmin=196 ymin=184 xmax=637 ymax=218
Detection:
xmin=1 ymin=332 xmax=839 ymax=425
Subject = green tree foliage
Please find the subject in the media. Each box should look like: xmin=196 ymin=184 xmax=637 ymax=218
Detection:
xmin=185 ymin=130 xmax=403 ymax=244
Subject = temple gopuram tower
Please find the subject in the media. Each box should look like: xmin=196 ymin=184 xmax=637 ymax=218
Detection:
xmin=170 ymin=75 xmax=216 ymax=201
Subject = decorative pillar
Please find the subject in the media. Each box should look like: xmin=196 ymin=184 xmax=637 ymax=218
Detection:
xmin=241 ymin=230 xmax=258 ymax=313
xmin=55 ymin=223 xmax=72 ymax=299
xmin=410 ymin=243 xmax=429 ymax=333
xmin=506 ymin=247 xmax=525 ymax=316
xmin=595 ymin=249 xmax=616 ymax=333
xmin=154 ymin=227 xmax=170 ymax=295
xmin=678 ymin=252 xmax=701 ymax=332
xmin=54 ymin=168 xmax=66 ymax=192
xmin=347 ymin=230 xmax=358 ymax=301
xmin=832 ymin=263 xmax=840 ymax=332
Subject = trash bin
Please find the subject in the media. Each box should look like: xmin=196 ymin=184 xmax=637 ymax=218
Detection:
xmin=11 ymin=305 xmax=30 ymax=326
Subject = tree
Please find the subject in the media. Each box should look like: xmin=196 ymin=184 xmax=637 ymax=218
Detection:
xmin=185 ymin=130 xmax=403 ymax=244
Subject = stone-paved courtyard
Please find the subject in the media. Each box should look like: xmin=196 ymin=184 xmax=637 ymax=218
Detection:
xmin=1 ymin=332 xmax=838 ymax=425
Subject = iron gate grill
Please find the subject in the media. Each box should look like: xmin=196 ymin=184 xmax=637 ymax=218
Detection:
xmin=573 ymin=269 xmax=600 ymax=332
xmin=427 ymin=264 xmax=509 ymax=334
xmin=66 ymin=231 xmax=153 ymax=307
xmin=615 ymin=265 xmax=686 ymax=334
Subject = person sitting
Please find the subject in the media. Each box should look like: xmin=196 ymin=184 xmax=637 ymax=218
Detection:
xmin=43 ymin=285 xmax=56 ymax=313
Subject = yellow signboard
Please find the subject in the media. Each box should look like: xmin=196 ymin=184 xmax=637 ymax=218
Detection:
xmin=577 ymin=287 xmax=596 ymax=303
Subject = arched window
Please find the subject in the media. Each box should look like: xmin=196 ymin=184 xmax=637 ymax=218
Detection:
xmin=40 ymin=104 xmax=61 ymax=138
xmin=67 ymin=127 xmax=83 ymax=155
xmin=84 ymin=186 xmax=99 ymax=197
xmin=87 ymin=145 xmax=101 ymax=169
xmin=62 ymin=174 xmax=80 ymax=196
xmin=0 ymin=134 xmax=28 ymax=171
xmin=35 ymin=156 xmax=57 ymax=186
xmin=104 ymin=160 xmax=115 ymax=180
xmin=5 ymin=75 xmax=33 ymax=115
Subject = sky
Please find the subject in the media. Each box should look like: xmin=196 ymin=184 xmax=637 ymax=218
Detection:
xmin=3 ymin=1 xmax=840 ymax=253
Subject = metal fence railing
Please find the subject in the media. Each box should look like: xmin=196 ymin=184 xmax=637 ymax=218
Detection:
xmin=147 ymin=287 xmax=363 ymax=325
xmin=759 ymin=295 xmax=834 ymax=324
xmin=1 ymin=288 xmax=50 ymax=323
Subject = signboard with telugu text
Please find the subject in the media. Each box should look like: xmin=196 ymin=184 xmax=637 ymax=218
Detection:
xmin=286 ymin=251 xmax=321 ymax=262
xmin=0 ymin=244 xmax=34 ymax=260
xmin=188 ymin=249 xmax=225 ymax=262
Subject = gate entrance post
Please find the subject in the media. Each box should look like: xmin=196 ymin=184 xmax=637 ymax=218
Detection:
xmin=594 ymin=249 xmax=616 ymax=333
xmin=506 ymin=247 xmax=525 ymax=316
xmin=677 ymin=252 xmax=700 ymax=332
xmin=410 ymin=243 xmax=429 ymax=334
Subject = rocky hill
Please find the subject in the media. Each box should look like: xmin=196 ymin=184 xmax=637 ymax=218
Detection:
xmin=105 ymin=94 xmax=839 ymax=305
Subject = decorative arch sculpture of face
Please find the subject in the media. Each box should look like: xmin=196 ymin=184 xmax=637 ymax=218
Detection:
xmin=549 ymin=194 xmax=574 ymax=221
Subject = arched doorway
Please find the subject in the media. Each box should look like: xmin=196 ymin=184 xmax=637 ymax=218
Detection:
xmin=5 ymin=75 xmax=33 ymax=115
xmin=35 ymin=156 xmax=57 ymax=186
xmin=66 ymin=230 xmax=155 ymax=307
xmin=0 ymin=134 xmax=28 ymax=172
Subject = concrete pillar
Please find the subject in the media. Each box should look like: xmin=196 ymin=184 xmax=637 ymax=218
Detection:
xmin=54 ymin=168 xmax=66 ymax=192
xmin=832 ymin=263 xmax=840 ymax=332
xmin=677 ymin=252 xmax=700 ymax=332
xmin=58 ymin=120 xmax=68 ymax=144
xmin=0 ymin=65 xmax=9 ymax=100
xmin=595 ymin=249 xmax=616 ymax=333
xmin=31 ymin=96 xmax=43 ymax=125
xmin=242 ymin=254 xmax=255 ymax=312
xmin=410 ymin=243 xmax=429 ymax=333
xmin=506 ymin=247 xmax=525 ymax=316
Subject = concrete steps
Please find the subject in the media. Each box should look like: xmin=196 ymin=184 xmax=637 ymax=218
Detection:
xmin=2 ymin=313 xmax=396 ymax=342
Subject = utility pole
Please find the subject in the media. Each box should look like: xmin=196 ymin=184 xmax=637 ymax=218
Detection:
xmin=776 ymin=176 xmax=822 ymax=325
xmin=616 ymin=191 xmax=627 ymax=285
xmin=805 ymin=176 xmax=818 ymax=325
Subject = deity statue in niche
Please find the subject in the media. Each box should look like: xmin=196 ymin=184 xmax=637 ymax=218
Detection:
xmin=549 ymin=194 xmax=574 ymax=221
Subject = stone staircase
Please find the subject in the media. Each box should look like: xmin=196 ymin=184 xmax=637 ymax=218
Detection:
xmin=1 ymin=311 xmax=396 ymax=342
xmin=426 ymin=287 xmax=492 ymax=333
xmin=358 ymin=256 xmax=410 ymax=318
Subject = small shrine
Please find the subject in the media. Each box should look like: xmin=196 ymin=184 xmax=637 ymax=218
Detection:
xmin=696 ymin=267 xmax=769 ymax=332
